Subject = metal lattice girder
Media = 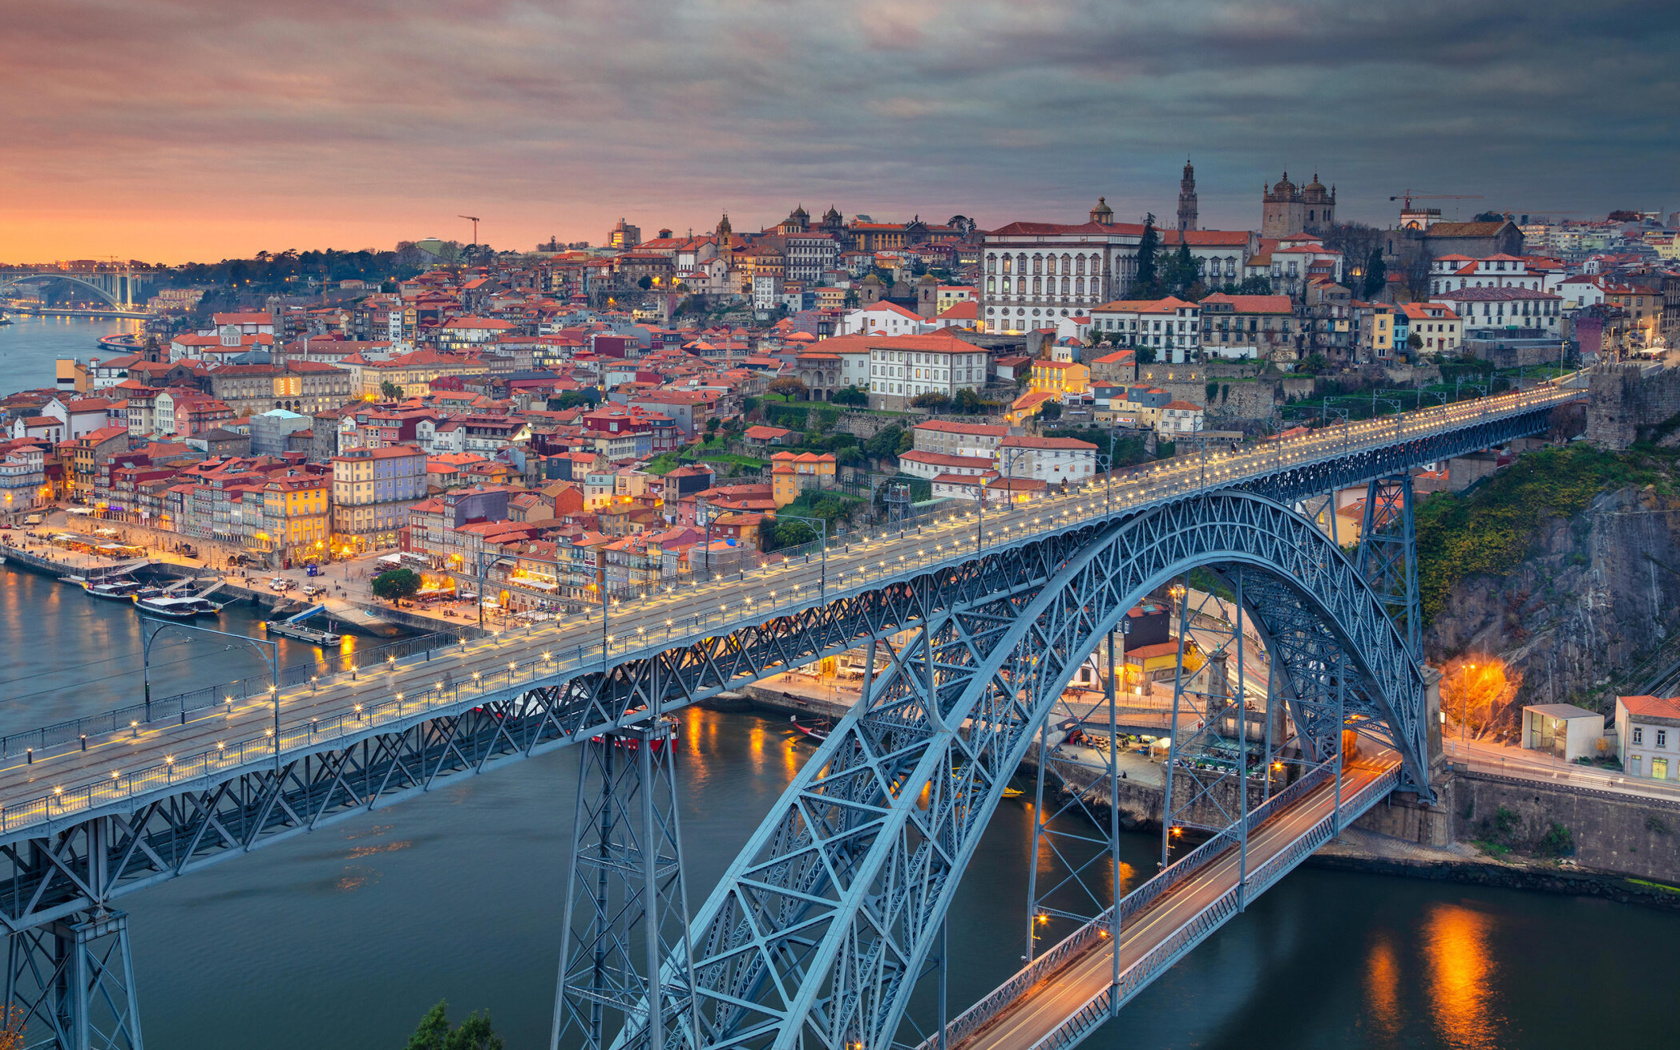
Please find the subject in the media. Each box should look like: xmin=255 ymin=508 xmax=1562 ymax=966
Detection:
xmin=553 ymin=720 xmax=696 ymax=1050
xmin=0 ymin=396 xmax=1555 ymax=939
xmin=5 ymin=909 xmax=142 ymax=1050
xmin=638 ymin=490 xmax=1428 ymax=1050
xmin=0 ymin=550 xmax=1071 ymax=936
xmin=1161 ymin=580 xmax=1255 ymax=848
xmin=1240 ymin=403 xmax=1555 ymax=508
xmin=1358 ymin=474 xmax=1421 ymax=656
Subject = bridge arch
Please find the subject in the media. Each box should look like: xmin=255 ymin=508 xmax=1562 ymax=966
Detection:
xmin=0 ymin=273 xmax=127 ymax=307
xmin=650 ymin=490 xmax=1425 ymax=1050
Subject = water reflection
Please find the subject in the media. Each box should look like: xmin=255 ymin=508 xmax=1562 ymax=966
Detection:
xmin=1424 ymin=902 xmax=1505 ymax=1050
xmin=1364 ymin=931 xmax=1402 ymax=1043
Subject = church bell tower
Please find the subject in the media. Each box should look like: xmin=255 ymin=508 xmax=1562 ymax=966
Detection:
xmin=1177 ymin=158 xmax=1198 ymax=232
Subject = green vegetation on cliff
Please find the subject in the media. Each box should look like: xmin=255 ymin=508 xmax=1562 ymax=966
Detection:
xmin=1417 ymin=444 xmax=1659 ymax=623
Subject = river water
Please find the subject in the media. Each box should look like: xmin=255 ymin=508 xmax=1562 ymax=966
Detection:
xmin=0 ymin=313 xmax=144 ymax=393
xmin=2 ymin=321 xmax=1677 ymax=1048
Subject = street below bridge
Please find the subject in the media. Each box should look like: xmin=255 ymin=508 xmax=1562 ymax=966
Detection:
xmin=0 ymin=385 xmax=1575 ymax=833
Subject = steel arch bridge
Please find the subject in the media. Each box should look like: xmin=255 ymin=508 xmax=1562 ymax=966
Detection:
xmin=0 ymin=384 xmax=1580 ymax=1049
xmin=0 ymin=273 xmax=147 ymax=309
xmin=616 ymin=490 xmax=1422 ymax=1050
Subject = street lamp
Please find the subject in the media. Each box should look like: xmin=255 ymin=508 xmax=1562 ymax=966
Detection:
xmin=141 ymin=618 xmax=280 ymax=771
xmin=775 ymin=512 xmax=828 ymax=597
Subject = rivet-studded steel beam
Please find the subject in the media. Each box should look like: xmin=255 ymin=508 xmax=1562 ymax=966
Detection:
xmin=632 ymin=490 xmax=1426 ymax=1050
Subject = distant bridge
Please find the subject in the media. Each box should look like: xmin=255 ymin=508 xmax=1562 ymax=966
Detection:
xmin=0 ymin=383 xmax=1582 ymax=1050
xmin=0 ymin=270 xmax=155 ymax=309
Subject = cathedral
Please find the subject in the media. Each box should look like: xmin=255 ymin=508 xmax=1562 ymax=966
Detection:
xmin=1261 ymin=172 xmax=1336 ymax=238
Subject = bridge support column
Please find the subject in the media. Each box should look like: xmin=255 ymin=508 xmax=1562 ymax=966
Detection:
xmin=551 ymin=719 xmax=696 ymax=1050
xmin=5 ymin=909 xmax=144 ymax=1050
xmin=1359 ymin=474 xmax=1420 ymax=657
xmin=1161 ymin=575 xmax=1249 ymax=867
xmin=1026 ymin=620 xmax=1130 ymax=954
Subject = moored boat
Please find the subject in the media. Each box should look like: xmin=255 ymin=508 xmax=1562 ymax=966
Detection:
xmin=82 ymin=573 xmax=145 ymax=600
xmin=135 ymin=594 xmax=222 ymax=618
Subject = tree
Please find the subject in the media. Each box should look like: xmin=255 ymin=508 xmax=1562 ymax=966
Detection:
xmin=863 ymin=425 xmax=907 ymax=459
xmin=952 ymin=388 xmax=986 ymax=413
xmin=637 ymin=275 xmax=653 ymax=290
xmin=1361 ymin=248 xmax=1387 ymax=299
xmin=831 ymin=385 xmax=868 ymax=407
xmin=1472 ymin=211 xmax=1505 ymax=223
xmin=1038 ymin=401 xmax=1062 ymax=422
xmin=1441 ymin=659 xmax=1521 ymax=740
xmin=370 ymin=568 xmax=422 ymax=601
xmin=1407 ymin=331 xmax=1425 ymax=352
xmin=1133 ymin=214 xmax=1159 ymax=295
xmin=705 ymin=416 xmax=721 ymax=436
xmin=909 ymin=391 xmax=951 ymax=410
xmin=380 ymin=380 xmax=404 ymax=401
xmin=1134 ymin=345 xmax=1157 ymax=365
xmin=767 ymin=377 xmax=808 ymax=401
xmin=406 ymin=1001 xmax=504 ymax=1050
xmin=1160 ymin=242 xmax=1198 ymax=296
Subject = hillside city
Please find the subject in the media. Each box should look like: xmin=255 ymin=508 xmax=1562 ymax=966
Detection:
xmin=2 ymin=172 xmax=1676 ymax=625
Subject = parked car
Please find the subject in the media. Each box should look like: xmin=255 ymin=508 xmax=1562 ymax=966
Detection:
xmin=302 ymin=584 xmax=326 ymax=598
xmin=269 ymin=577 xmax=291 ymax=592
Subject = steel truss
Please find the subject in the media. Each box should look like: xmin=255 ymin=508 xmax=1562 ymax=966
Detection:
xmin=6 ymin=909 xmax=141 ymax=1050
xmin=632 ymin=490 xmax=1427 ymax=1050
xmin=1358 ymin=474 xmax=1421 ymax=656
xmin=0 ymin=396 xmax=1560 ymax=1049
xmin=554 ymin=719 xmax=697 ymax=1050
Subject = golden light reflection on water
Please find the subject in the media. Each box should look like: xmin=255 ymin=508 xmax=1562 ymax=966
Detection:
xmin=1424 ymin=902 xmax=1505 ymax=1050
xmin=1365 ymin=932 xmax=1402 ymax=1040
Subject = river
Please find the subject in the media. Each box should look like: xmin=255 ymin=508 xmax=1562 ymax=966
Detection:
xmin=2 ymin=322 xmax=1676 ymax=1048
xmin=0 ymin=313 xmax=144 ymax=393
xmin=2 ymin=569 xmax=1675 ymax=1050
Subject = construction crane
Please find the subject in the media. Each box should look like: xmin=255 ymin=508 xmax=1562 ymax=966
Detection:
xmin=458 ymin=215 xmax=481 ymax=245
xmin=1389 ymin=191 xmax=1484 ymax=210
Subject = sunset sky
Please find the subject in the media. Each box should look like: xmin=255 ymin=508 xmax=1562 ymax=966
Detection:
xmin=3 ymin=0 xmax=1676 ymax=264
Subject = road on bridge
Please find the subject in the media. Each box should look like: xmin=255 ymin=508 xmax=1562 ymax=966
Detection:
xmin=955 ymin=752 xmax=1398 ymax=1050
xmin=0 ymin=386 xmax=1572 ymax=829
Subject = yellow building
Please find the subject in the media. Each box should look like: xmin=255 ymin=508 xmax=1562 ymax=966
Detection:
xmin=257 ymin=475 xmax=331 ymax=564
xmin=1367 ymin=305 xmax=1394 ymax=357
xmin=770 ymin=451 xmax=836 ymax=507
xmin=1030 ymin=360 xmax=1090 ymax=396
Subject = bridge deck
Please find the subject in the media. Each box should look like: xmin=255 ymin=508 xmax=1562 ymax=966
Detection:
xmin=0 ymin=388 xmax=1570 ymax=839
xmin=951 ymin=756 xmax=1400 ymax=1050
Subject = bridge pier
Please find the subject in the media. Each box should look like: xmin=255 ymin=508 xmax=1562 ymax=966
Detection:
xmin=5 ymin=909 xmax=143 ymax=1050
xmin=552 ymin=718 xmax=696 ymax=1050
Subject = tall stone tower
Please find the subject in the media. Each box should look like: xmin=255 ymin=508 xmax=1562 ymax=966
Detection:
xmin=1177 ymin=159 xmax=1198 ymax=232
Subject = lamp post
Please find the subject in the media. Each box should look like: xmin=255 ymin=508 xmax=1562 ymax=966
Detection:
xmin=141 ymin=618 xmax=280 ymax=770
xmin=475 ymin=550 xmax=516 ymax=634
xmin=775 ymin=513 xmax=828 ymax=598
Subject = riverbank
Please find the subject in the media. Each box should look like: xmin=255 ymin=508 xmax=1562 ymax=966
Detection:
xmin=1311 ymin=825 xmax=1680 ymax=911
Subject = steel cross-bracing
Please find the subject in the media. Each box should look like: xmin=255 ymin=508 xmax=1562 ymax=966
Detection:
xmin=631 ymin=489 xmax=1429 ymax=1050
xmin=0 ymin=383 xmax=1578 ymax=1048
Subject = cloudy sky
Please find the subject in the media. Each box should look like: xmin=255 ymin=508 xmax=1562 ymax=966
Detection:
xmin=3 ymin=0 xmax=1677 ymax=262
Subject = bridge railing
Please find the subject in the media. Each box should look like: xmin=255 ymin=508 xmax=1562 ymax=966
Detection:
xmin=0 ymin=629 xmax=475 ymax=762
xmin=921 ymin=759 xmax=1339 ymax=1050
xmin=0 ymin=387 xmax=1576 ymax=828
xmin=1016 ymin=765 xmax=1404 ymax=1050
xmin=0 ymin=640 xmax=581 ymax=835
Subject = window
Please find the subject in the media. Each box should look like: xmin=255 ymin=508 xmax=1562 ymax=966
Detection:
xmin=1660 ymin=730 xmax=1669 ymax=749
xmin=1633 ymin=726 xmax=1644 ymax=745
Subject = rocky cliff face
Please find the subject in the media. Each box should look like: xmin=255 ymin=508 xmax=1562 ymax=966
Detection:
xmin=1425 ymin=485 xmax=1680 ymax=712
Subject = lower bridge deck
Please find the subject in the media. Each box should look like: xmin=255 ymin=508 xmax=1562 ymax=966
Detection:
xmin=945 ymin=754 xmax=1401 ymax=1050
